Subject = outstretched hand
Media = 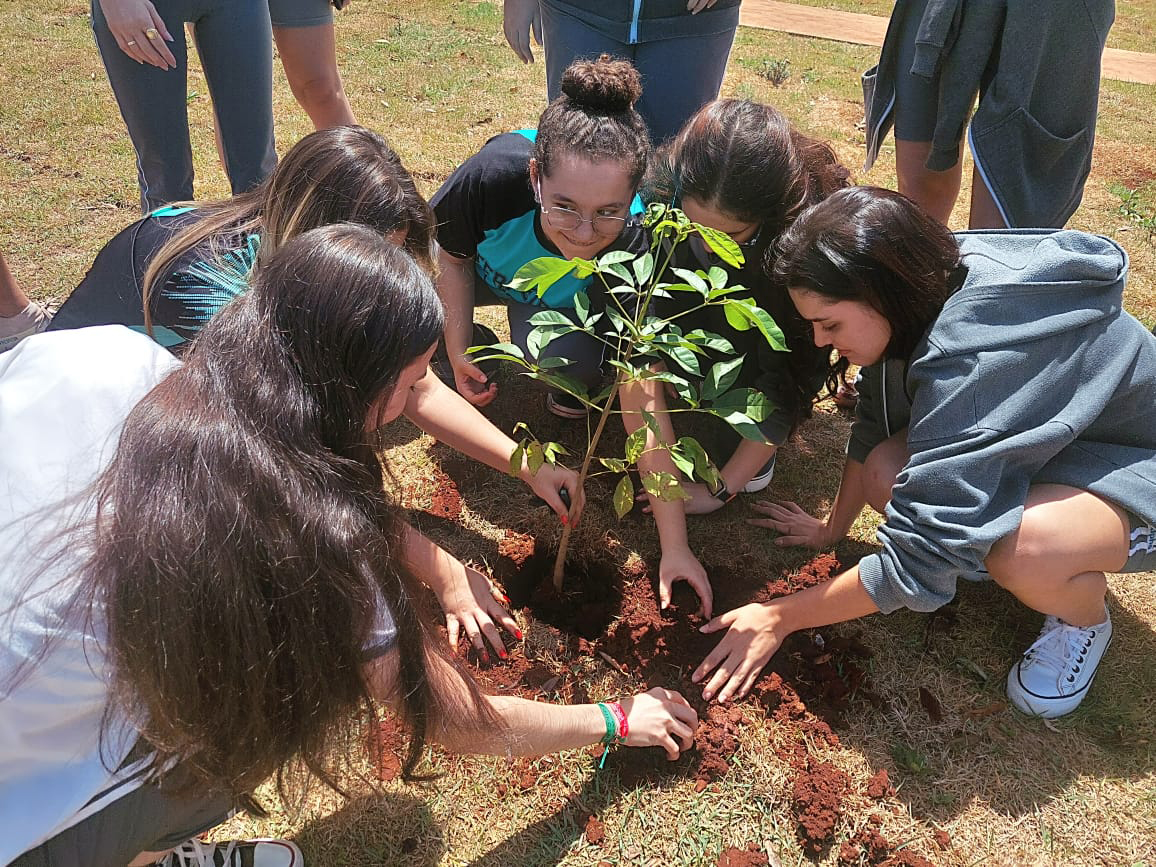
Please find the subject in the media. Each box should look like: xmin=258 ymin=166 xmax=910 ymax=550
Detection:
xmin=658 ymin=547 xmax=713 ymax=619
xmin=439 ymin=563 xmax=521 ymax=659
xmin=692 ymin=601 xmax=788 ymax=702
xmin=619 ymin=687 xmax=699 ymax=759
xmin=747 ymin=499 xmax=835 ymax=548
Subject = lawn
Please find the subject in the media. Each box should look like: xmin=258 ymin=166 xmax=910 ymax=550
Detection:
xmin=1 ymin=2 xmax=1154 ymax=865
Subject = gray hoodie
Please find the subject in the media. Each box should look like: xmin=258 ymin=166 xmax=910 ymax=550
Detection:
xmin=858 ymin=229 xmax=1156 ymax=614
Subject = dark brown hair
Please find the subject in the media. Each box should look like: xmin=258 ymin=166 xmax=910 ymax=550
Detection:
xmin=89 ymin=225 xmax=488 ymax=800
xmin=143 ymin=126 xmax=436 ymax=333
xmin=773 ymin=186 xmax=963 ymax=361
xmin=647 ymin=99 xmax=853 ymax=426
xmin=534 ymin=55 xmax=652 ymax=187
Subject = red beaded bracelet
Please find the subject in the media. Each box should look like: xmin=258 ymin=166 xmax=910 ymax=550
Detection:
xmin=607 ymin=700 xmax=629 ymax=740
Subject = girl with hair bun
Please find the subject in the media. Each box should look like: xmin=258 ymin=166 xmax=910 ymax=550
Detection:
xmin=1 ymin=225 xmax=698 ymax=866
xmin=431 ymin=54 xmax=652 ymax=418
xmin=619 ymin=100 xmax=852 ymax=619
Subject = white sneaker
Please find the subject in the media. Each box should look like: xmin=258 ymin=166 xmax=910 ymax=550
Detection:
xmin=0 ymin=301 xmax=50 ymax=353
xmin=1006 ymin=609 xmax=1112 ymax=718
xmin=157 ymin=838 xmax=304 ymax=867
xmin=742 ymin=453 xmax=777 ymax=493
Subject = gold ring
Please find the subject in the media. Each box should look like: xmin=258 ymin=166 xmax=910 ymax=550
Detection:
xmin=146 ymin=28 xmax=159 ymax=39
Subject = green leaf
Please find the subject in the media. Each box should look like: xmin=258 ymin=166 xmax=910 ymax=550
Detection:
xmin=632 ymin=252 xmax=654 ymax=286
xmin=669 ymin=448 xmax=695 ymax=479
xmin=658 ymin=282 xmax=702 ymax=294
xmin=707 ymin=266 xmax=728 ymax=289
xmin=676 ymin=436 xmax=720 ymax=488
xmin=705 ymin=285 xmax=750 ymax=301
xmin=535 ymin=356 xmax=573 ymax=369
xmin=535 ymin=371 xmax=589 ymax=401
xmin=642 ymin=471 xmax=691 ymax=502
xmin=469 ymin=341 xmax=523 ymax=360
xmin=542 ymin=441 xmax=569 ymax=462
xmin=603 ymin=262 xmax=635 ymax=288
xmin=605 ymin=308 xmax=631 ymax=334
xmin=670 ymin=267 xmax=708 ymax=294
xmin=526 ymin=441 xmax=545 ymax=475
xmin=722 ymin=299 xmax=788 ymax=351
xmin=599 ymin=457 xmax=628 ymax=473
xmin=701 ymin=356 xmax=745 ymax=401
xmin=508 ymin=442 xmax=525 ymax=478
xmin=528 ymin=309 xmax=577 ymax=327
xmin=624 ymin=425 xmax=648 ymax=464
xmin=613 ymin=474 xmax=635 ymax=519
xmin=598 ymin=249 xmax=636 ymax=265
xmin=639 ymin=408 xmax=661 ymax=438
xmin=711 ymin=387 xmax=774 ymax=422
xmin=659 ymin=344 xmax=702 ymax=377
xmin=573 ymin=290 xmax=590 ymax=324
xmin=508 ymin=256 xmax=580 ymax=297
xmin=683 ymin=329 xmax=736 ymax=354
xmin=693 ymin=224 xmax=744 ymax=268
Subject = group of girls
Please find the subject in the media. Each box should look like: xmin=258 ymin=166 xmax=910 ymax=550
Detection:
xmin=2 ymin=53 xmax=1154 ymax=866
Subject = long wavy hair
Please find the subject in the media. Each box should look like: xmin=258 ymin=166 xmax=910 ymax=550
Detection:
xmin=87 ymin=225 xmax=490 ymax=800
xmin=773 ymin=186 xmax=963 ymax=362
xmin=142 ymin=126 xmax=436 ymax=333
xmin=646 ymin=99 xmax=853 ymax=428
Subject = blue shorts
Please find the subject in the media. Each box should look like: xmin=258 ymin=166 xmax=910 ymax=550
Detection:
xmin=268 ymin=0 xmax=332 ymax=28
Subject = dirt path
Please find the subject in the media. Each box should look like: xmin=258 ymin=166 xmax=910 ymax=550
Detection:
xmin=739 ymin=0 xmax=1156 ymax=85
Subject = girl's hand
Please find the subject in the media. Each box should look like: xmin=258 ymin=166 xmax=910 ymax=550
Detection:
xmin=687 ymin=0 xmax=719 ymax=11
xmin=503 ymin=0 xmax=542 ymax=63
xmin=99 ymin=0 xmax=176 ymax=68
xmin=692 ymin=602 xmax=788 ymax=702
xmin=659 ymin=546 xmax=713 ymax=619
xmin=523 ymin=462 xmax=585 ymax=525
xmin=747 ymin=499 xmax=836 ymax=548
xmin=438 ymin=563 xmax=521 ymax=658
xmin=637 ymin=481 xmax=723 ymax=516
xmin=452 ymin=358 xmax=498 ymax=406
xmin=618 ymin=688 xmax=699 ymax=759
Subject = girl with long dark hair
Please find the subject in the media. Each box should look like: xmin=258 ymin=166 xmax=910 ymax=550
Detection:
xmin=619 ymin=99 xmax=851 ymax=618
xmin=0 ymin=226 xmax=697 ymax=867
xmin=694 ymin=187 xmax=1156 ymax=719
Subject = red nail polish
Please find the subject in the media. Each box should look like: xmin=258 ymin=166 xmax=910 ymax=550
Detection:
xmin=502 ymin=594 xmax=511 ymax=605
xmin=561 ymin=514 xmax=569 ymax=525
xmin=499 ymin=649 xmax=508 ymax=659
xmin=515 ymin=628 xmax=524 ymax=640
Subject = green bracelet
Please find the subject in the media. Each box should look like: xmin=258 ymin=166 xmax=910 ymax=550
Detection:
xmin=596 ymin=702 xmax=618 ymax=745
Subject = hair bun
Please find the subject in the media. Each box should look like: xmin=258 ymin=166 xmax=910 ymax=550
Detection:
xmin=560 ymin=54 xmax=642 ymax=114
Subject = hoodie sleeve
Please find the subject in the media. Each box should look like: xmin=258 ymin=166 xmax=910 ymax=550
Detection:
xmin=857 ymin=344 xmax=1079 ymax=613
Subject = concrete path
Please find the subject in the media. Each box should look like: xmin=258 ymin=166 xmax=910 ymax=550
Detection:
xmin=739 ymin=0 xmax=1156 ymax=85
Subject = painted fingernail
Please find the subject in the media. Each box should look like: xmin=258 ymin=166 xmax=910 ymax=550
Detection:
xmin=499 ymin=649 xmax=508 ymax=659
xmin=502 ymin=594 xmax=511 ymax=605
xmin=560 ymin=514 xmax=569 ymax=525
xmin=515 ymin=628 xmax=524 ymax=640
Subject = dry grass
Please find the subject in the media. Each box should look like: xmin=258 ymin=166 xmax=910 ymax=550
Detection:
xmin=2 ymin=1 xmax=1155 ymax=864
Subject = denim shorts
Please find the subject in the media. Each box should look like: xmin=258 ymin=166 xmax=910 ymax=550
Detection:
xmin=268 ymin=0 xmax=332 ymax=28
xmin=1123 ymin=509 xmax=1156 ymax=572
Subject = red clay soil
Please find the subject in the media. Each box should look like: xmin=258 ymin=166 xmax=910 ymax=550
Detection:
xmin=837 ymin=814 xmax=937 ymax=867
xmin=366 ymin=716 xmax=405 ymax=782
xmin=583 ymin=815 xmax=606 ymax=845
xmin=426 ymin=466 xmax=463 ymax=521
xmin=866 ymin=769 xmax=895 ymax=800
xmin=716 ymin=843 xmax=769 ymax=866
xmin=470 ymin=531 xmax=917 ymax=858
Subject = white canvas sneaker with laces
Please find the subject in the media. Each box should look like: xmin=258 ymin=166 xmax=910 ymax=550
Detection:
xmin=156 ymin=838 xmax=303 ymax=867
xmin=1006 ymin=608 xmax=1112 ymax=718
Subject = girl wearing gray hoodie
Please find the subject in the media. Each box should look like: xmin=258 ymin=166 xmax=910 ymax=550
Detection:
xmin=694 ymin=186 xmax=1156 ymax=720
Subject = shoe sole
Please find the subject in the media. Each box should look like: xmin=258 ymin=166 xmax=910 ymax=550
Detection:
xmin=546 ymin=395 xmax=589 ymax=419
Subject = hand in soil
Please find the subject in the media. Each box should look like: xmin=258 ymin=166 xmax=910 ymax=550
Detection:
xmin=747 ymin=499 xmax=835 ymax=548
xmin=439 ymin=563 xmax=521 ymax=656
xmin=619 ymin=687 xmax=699 ymax=759
xmin=659 ymin=547 xmax=713 ymax=619
xmin=694 ymin=601 xmax=787 ymax=702
xmin=452 ymin=358 xmax=498 ymax=406
xmin=520 ymin=459 xmax=585 ymax=524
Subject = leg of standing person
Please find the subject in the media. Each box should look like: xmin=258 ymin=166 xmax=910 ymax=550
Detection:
xmin=540 ymin=3 xmax=632 ymax=102
xmin=630 ymin=26 xmax=737 ymax=146
xmin=193 ymin=0 xmax=277 ymax=196
xmin=271 ymin=0 xmax=356 ymax=129
xmin=92 ymin=0 xmax=195 ymax=212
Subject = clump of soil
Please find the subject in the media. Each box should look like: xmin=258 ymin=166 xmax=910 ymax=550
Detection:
xmin=716 ymin=843 xmax=769 ymax=866
xmin=932 ymin=828 xmax=951 ymax=850
xmin=583 ymin=815 xmax=606 ymax=845
xmin=426 ymin=466 xmax=463 ymax=520
xmin=866 ymin=769 xmax=894 ymax=800
xmin=792 ymin=760 xmax=853 ymax=854
xmin=366 ymin=716 xmax=404 ymax=782
xmin=837 ymin=814 xmax=937 ymax=866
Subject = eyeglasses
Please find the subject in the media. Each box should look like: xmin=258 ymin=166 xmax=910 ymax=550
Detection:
xmin=535 ymin=180 xmax=628 ymax=237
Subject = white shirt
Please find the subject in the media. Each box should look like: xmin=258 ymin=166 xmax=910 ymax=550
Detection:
xmin=0 ymin=326 xmax=180 ymax=863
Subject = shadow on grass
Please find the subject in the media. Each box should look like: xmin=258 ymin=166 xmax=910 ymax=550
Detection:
xmin=294 ymin=791 xmax=443 ymax=867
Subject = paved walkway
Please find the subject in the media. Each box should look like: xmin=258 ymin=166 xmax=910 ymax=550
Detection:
xmin=739 ymin=0 xmax=1156 ymax=86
